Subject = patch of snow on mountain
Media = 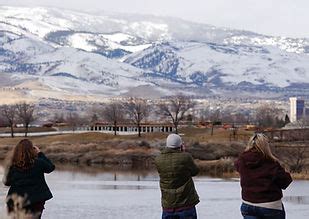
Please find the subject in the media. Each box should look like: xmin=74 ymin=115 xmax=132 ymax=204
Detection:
xmin=25 ymin=46 xmax=145 ymax=80
xmin=0 ymin=7 xmax=68 ymax=38
xmin=224 ymin=35 xmax=308 ymax=53
xmin=102 ymin=33 xmax=132 ymax=43
xmin=66 ymin=32 xmax=152 ymax=53
xmin=3 ymin=37 xmax=54 ymax=58
xmin=68 ymin=33 xmax=98 ymax=51
xmin=128 ymin=21 xmax=171 ymax=40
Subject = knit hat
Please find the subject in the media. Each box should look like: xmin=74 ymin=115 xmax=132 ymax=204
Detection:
xmin=166 ymin=134 xmax=182 ymax=148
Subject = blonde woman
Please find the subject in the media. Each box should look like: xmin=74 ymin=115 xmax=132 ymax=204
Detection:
xmin=235 ymin=133 xmax=292 ymax=219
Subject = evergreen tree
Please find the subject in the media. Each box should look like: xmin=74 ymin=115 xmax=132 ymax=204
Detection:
xmin=284 ymin=114 xmax=291 ymax=125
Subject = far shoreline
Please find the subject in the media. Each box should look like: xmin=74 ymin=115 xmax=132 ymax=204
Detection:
xmin=0 ymin=130 xmax=308 ymax=180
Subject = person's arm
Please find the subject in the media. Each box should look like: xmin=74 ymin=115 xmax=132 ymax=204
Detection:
xmin=234 ymin=158 xmax=240 ymax=172
xmin=38 ymin=152 xmax=55 ymax=173
xmin=187 ymin=154 xmax=199 ymax=176
xmin=274 ymin=162 xmax=292 ymax=189
xmin=2 ymin=167 xmax=12 ymax=186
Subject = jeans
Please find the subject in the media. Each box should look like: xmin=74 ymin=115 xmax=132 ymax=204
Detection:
xmin=241 ymin=202 xmax=285 ymax=219
xmin=162 ymin=206 xmax=197 ymax=219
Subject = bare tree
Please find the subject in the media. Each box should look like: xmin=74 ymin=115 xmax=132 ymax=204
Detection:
xmin=158 ymin=95 xmax=195 ymax=134
xmin=234 ymin=113 xmax=249 ymax=125
xmin=124 ymin=98 xmax=149 ymax=137
xmin=276 ymin=144 xmax=308 ymax=173
xmin=255 ymin=104 xmax=284 ymax=128
xmin=88 ymin=105 xmax=102 ymax=126
xmin=0 ymin=114 xmax=7 ymax=126
xmin=200 ymin=107 xmax=222 ymax=135
xmin=296 ymin=116 xmax=309 ymax=128
xmin=0 ymin=105 xmax=17 ymax=138
xmin=199 ymin=107 xmax=210 ymax=124
xmin=102 ymin=102 xmax=124 ymax=135
xmin=66 ymin=112 xmax=83 ymax=131
xmin=91 ymin=113 xmax=99 ymax=124
xmin=294 ymin=117 xmax=309 ymax=141
xmin=53 ymin=113 xmax=65 ymax=124
xmin=210 ymin=108 xmax=221 ymax=136
xmin=16 ymin=103 xmax=35 ymax=137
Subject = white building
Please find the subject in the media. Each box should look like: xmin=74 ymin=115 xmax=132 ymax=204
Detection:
xmin=289 ymin=97 xmax=306 ymax=123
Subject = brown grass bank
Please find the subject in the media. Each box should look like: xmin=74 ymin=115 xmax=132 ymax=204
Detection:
xmin=0 ymin=128 xmax=308 ymax=179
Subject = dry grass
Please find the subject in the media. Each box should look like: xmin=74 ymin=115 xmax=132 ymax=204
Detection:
xmin=0 ymin=127 xmax=250 ymax=145
xmin=291 ymin=172 xmax=309 ymax=180
xmin=0 ymin=132 xmax=164 ymax=167
xmin=1 ymin=127 xmax=309 ymax=179
xmin=0 ymin=127 xmax=260 ymax=168
xmin=179 ymin=127 xmax=253 ymax=151
xmin=196 ymin=158 xmax=236 ymax=177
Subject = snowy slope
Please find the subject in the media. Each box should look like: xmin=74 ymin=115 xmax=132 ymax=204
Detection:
xmin=1 ymin=6 xmax=309 ymax=54
xmin=125 ymin=41 xmax=309 ymax=88
xmin=1 ymin=5 xmax=309 ymax=99
xmin=1 ymin=36 xmax=150 ymax=88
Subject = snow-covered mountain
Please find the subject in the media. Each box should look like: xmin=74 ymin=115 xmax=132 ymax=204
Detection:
xmin=1 ymin=6 xmax=309 ymax=101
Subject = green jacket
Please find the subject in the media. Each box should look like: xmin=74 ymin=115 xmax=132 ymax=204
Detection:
xmin=155 ymin=148 xmax=199 ymax=209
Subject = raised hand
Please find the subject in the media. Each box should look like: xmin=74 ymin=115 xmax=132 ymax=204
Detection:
xmin=33 ymin=146 xmax=41 ymax=154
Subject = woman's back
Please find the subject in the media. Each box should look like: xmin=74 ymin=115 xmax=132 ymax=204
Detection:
xmin=5 ymin=152 xmax=55 ymax=205
xmin=235 ymin=149 xmax=292 ymax=203
xmin=3 ymin=139 xmax=55 ymax=218
xmin=235 ymin=133 xmax=292 ymax=219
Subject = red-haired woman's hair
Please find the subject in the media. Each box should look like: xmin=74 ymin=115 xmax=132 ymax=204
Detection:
xmin=11 ymin=139 xmax=37 ymax=170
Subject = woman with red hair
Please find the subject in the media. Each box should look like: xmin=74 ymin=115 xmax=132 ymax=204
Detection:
xmin=3 ymin=139 xmax=55 ymax=218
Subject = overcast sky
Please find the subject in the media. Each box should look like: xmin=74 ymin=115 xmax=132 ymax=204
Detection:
xmin=1 ymin=0 xmax=308 ymax=38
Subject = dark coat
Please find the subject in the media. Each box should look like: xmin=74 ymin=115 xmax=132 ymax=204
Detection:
xmin=155 ymin=148 xmax=200 ymax=209
xmin=4 ymin=152 xmax=55 ymax=206
xmin=235 ymin=149 xmax=292 ymax=203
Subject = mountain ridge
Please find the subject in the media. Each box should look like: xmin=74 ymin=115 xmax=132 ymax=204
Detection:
xmin=1 ymin=5 xmax=309 ymax=101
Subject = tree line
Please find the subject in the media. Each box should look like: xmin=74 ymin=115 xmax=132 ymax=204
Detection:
xmin=95 ymin=96 xmax=195 ymax=136
xmin=0 ymin=96 xmax=195 ymax=138
xmin=0 ymin=103 xmax=35 ymax=137
xmin=1 ymin=97 xmax=303 ymax=138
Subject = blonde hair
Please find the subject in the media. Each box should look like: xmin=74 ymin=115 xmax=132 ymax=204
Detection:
xmin=246 ymin=133 xmax=278 ymax=162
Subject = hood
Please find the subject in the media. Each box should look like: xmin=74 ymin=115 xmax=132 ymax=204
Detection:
xmin=240 ymin=150 xmax=265 ymax=168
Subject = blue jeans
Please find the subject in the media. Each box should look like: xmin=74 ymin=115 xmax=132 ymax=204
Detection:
xmin=241 ymin=203 xmax=285 ymax=219
xmin=162 ymin=206 xmax=197 ymax=219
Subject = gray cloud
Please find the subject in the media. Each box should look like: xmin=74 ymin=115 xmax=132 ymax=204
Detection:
xmin=0 ymin=0 xmax=308 ymax=38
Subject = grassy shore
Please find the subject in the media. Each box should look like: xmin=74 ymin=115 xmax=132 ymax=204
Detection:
xmin=0 ymin=127 xmax=246 ymax=165
xmin=0 ymin=127 xmax=308 ymax=179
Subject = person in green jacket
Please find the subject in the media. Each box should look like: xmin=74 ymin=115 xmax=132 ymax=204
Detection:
xmin=155 ymin=134 xmax=200 ymax=219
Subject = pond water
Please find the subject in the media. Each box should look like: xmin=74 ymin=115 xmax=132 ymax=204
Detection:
xmin=0 ymin=166 xmax=309 ymax=219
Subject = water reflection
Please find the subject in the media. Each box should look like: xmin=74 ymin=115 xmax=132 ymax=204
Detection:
xmin=284 ymin=196 xmax=309 ymax=204
xmin=54 ymin=163 xmax=158 ymax=179
xmin=1 ymin=164 xmax=309 ymax=218
xmin=68 ymin=184 xmax=157 ymax=190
